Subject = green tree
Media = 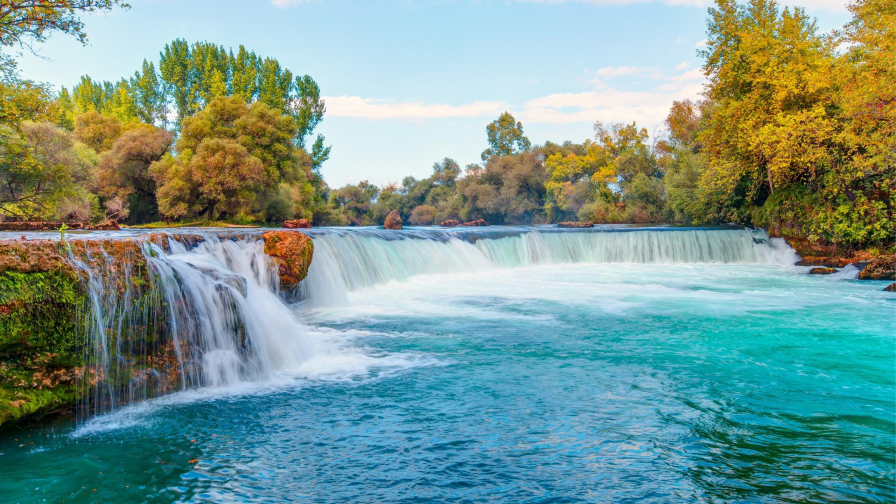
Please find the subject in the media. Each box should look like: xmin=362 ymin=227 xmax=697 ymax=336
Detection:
xmin=131 ymin=59 xmax=167 ymax=127
xmin=159 ymin=38 xmax=196 ymax=125
xmin=97 ymin=124 xmax=172 ymax=222
xmin=481 ymin=111 xmax=531 ymax=161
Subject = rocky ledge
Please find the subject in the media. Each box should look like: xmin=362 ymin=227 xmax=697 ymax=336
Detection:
xmin=261 ymin=231 xmax=314 ymax=290
xmin=857 ymin=255 xmax=895 ymax=281
xmin=0 ymin=231 xmax=315 ymax=428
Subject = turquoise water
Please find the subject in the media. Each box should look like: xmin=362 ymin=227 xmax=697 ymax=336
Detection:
xmin=0 ymin=229 xmax=893 ymax=503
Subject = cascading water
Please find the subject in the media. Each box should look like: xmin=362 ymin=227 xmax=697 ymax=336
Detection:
xmin=69 ymin=235 xmax=316 ymax=420
xmin=60 ymin=226 xmax=798 ymax=419
xmin=299 ymin=227 xmax=798 ymax=305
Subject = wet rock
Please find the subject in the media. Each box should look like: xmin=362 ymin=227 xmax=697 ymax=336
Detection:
xmin=462 ymin=219 xmax=489 ymax=227
xmin=558 ymin=222 xmax=594 ymax=228
xmin=283 ymin=219 xmax=311 ymax=229
xmin=87 ymin=220 xmax=121 ymax=231
xmin=384 ymin=210 xmax=403 ymax=230
xmin=261 ymin=231 xmax=314 ymax=289
xmin=809 ymin=267 xmax=837 ymax=275
xmin=0 ymin=222 xmax=64 ymax=231
xmin=858 ymin=254 xmax=895 ymax=281
xmin=884 ymin=283 xmax=895 ymax=292
xmin=440 ymin=219 xmax=460 ymax=228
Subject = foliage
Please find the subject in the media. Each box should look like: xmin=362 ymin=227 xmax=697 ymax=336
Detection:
xmin=150 ymin=96 xmax=310 ymax=221
xmin=97 ymin=124 xmax=173 ymax=222
xmin=481 ymin=111 xmax=532 ymax=161
xmin=697 ymin=0 xmax=894 ymax=246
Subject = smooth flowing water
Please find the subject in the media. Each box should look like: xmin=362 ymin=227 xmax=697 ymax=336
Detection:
xmin=0 ymin=227 xmax=893 ymax=503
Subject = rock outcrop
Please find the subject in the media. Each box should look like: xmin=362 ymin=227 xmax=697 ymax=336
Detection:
xmin=809 ymin=267 xmax=838 ymax=275
xmin=858 ymin=255 xmax=895 ymax=281
xmin=87 ymin=220 xmax=121 ymax=231
xmin=440 ymin=220 xmax=460 ymax=228
xmin=0 ymin=222 xmax=72 ymax=231
xmin=0 ymin=237 xmax=157 ymax=427
xmin=283 ymin=219 xmax=312 ymax=229
xmin=462 ymin=219 xmax=489 ymax=227
xmin=558 ymin=222 xmax=594 ymax=228
xmin=384 ymin=210 xmax=403 ymax=230
xmin=884 ymin=283 xmax=895 ymax=292
xmin=261 ymin=231 xmax=314 ymax=290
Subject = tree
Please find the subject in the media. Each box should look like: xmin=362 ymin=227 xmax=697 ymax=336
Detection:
xmin=159 ymin=38 xmax=197 ymax=126
xmin=330 ymin=181 xmax=379 ymax=225
xmin=0 ymin=71 xmax=58 ymax=127
xmin=481 ymin=112 xmax=531 ymax=161
xmin=0 ymin=122 xmax=98 ymax=221
xmin=699 ymin=0 xmax=893 ymax=246
xmin=74 ymin=111 xmax=122 ymax=153
xmin=149 ymin=96 xmax=303 ymax=221
xmin=97 ymin=124 xmax=172 ymax=222
xmin=0 ymin=0 xmax=129 ymax=75
xmin=131 ymin=59 xmax=167 ymax=127
xmin=432 ymin=158 xmax=461 ymax=188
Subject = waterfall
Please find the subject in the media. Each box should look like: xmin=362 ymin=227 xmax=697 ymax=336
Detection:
xmin=69 ymin=235 xmax=315 ymax=420
xmin=299 ymin=227 xmax=798 ymax=305
xmin=57 ymin=225 xmax=795 ymax=419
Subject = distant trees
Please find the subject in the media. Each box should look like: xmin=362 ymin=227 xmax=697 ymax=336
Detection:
xmin=481 ymin=112 xmax=531 ymax=162
xmin=0 ymin=0 xmax=890 ymax=250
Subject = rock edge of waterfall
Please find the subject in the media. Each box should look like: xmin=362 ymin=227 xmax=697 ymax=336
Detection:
xmin=0 ymin=232 xmax=313 ymax=428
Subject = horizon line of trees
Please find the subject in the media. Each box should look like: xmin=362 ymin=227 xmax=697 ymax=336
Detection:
xmin=1 ymin=0 xmax=892 ymax=249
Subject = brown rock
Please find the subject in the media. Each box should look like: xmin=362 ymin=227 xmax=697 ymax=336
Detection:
xmin=0 ymin=222 xmax=63 ymax=231
xmin=384 ymin=210 xmax=403 ymax=230
xmin=440 ymin=220 xmax=460 ymax=228
xmin=87 ymin=220 xmax=120 ymax=231
xmin=809 ymin=267 xmax=837 ymax=275
xmin=283 ymin=219 xmax=312 ymax=229
xmin=795 ymin=256 xmax=839 ymax=267
xmin=558 ymin=222 xmax=594 ymax=228
xmin=884 ymin=283 xmax=895 ymax=292
xmin=462 ymin=219 xmax=489 ymax=227
xmin=261 ymin=231 xmax=314 ymax=289
xmin=858 ymin=254 xmax=895 ymax=281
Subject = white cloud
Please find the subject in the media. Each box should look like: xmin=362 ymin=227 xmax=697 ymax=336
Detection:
xmin=271 ymin=0 xmax=310 ymax=6
xmin=516 ymin=0 xmax=847 ymax=11
xmin=323 ymin=96 xmax=508 ymax=121
xmin=595 ymin=65 xmax=652 ymax=77
xmin=695 ymin=39 xmax=708 ymax=49
xmin=675 ymin=60 xmax=693 ymax=71
xmin=324 ymin=67 xmax=705 ymax=132
xmin=520 ymin=68 xmax=705 ymax=129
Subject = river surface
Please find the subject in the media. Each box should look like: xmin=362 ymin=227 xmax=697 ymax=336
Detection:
xmin=0 ymin=227 xmax=893 ymax=503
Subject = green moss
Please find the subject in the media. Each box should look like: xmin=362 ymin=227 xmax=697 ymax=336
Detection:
xmin=0 ymin=268 xmax=85 ymax=428
xmin=0 ymin=269 xmax=84 ymax=357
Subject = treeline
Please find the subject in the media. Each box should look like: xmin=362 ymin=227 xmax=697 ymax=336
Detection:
xmin=329 ymin=0 xmax=894 ymax=248
xmin=1 ymin=0 xmax=892 ymax=248
xmin=2 ymin=36 xmax=335 ymax=225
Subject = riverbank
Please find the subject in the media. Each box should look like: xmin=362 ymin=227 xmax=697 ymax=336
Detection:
xmin=0 ymin=230 xmax=314 ymax=428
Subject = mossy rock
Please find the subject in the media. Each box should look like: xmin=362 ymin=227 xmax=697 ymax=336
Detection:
xmin=262 ymin=231 xmax=314 ymax=290
xmin=0 ymin=247 xmax=86 ymax=427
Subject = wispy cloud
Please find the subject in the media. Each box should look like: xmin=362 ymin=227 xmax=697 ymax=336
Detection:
xmin=323 ymin=96 xmax=508 ymax=121
xmin=595 ymin=66 xmax=652 ymax=77
xmin=271 ymin=0 xmax=311 ymax=7
xmin=516 ymin=0 xmax=847 ymax=11
xmin=325 ymin=65 xmax=705 ymax=131
xmin=520 ymin=67 xmax=704 ymax=128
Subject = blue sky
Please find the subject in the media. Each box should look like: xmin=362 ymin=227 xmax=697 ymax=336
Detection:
xmin=16 ymin=0 xmax=851 ymax=188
